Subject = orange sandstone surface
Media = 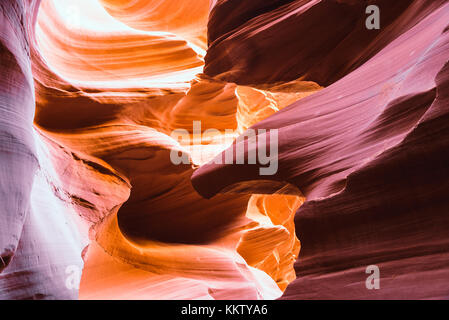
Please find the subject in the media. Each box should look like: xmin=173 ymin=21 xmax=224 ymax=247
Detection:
xmin=30 ymin=0 xmax=318 ymax=299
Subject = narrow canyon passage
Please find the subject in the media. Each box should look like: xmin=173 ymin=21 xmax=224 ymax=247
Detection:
xmin=0 ymin=0 xmax=448 ymax=300
xmin=32 ymin=0 xmax=314 ymax=299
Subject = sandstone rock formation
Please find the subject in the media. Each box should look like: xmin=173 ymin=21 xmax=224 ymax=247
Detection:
xmin=0 ymin=0 xmax=448 ymax=300
xmin=194 ymin=0 xmax=449 ymax=299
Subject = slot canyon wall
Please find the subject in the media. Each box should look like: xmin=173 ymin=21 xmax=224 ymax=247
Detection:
xmin=0 ymin=0 xmax=448 ymax=299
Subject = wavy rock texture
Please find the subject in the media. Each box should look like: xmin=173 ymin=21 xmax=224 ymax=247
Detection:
xmin=205 ymin=0 xmax=447 ymax=85
xmin=99 ymin=0 xmax=210 ymax=48
xmin=1 ymin=0 xmax=310 ymax=299
xmin=1 ymin=0 xmax=448 ymax=300
xmin=0 ymin=0 xmax=86 ymax=299
xmin=194 ymin=0 xmax=449 ymax=299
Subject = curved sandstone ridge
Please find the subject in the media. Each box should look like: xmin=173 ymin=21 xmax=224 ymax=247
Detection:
xmin=99 ymin=0 xmax=210 ymax=48
xmin=194 ymin=1 xmax=449 ymax=299
xmin=36 ymin=0 xmax=204 ymax=86
xmin=205 ymin=0 xmax=447 ymax=85
xmin=1 ymin=0 xmax=309 ymax=299
xmin=0 ymin=0 xmax=448 ymax=300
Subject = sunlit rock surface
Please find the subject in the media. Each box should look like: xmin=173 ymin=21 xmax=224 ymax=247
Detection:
xmin=1 ymin=0 xmax=448 ymax=300
xmin=99 ymin=0 xmax=210 ymax=48
xmin=1 ymin=0 xmax=306 ymax=299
